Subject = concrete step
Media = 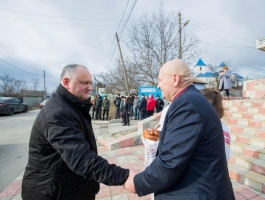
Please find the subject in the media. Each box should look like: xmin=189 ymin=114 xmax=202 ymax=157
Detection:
xmin=222 ymin=117 xmax=265 ymax=129
xmin=243 ymin=171 xmax=265 ymax=193
xmin=228 ymin=164 xmax=249 ymax=183
xmin=231 ymin=141 xmax=248 ymax=153
xmin=243 ymin=145 xmax=264 ymax=158
xmin=98 ymin=131 xmax=142 ymax=150
xmin=224 ymin=106 xmax=265 ymax=114
xmin=259 ymin=149 xmax=265 ymax=161
xmin=230 ymin=133 xmax=240 ymax=142
xmin=250 ymin=137 xmax=265 ymax=148
xmin=228 ymin=150 xmax=241 ymax=164
xmin=234 ymin=154 xmax=257 ymax=169
xmin=223 ymin=100 xmax=265 ymax=108
xmin=225 ymin=111 xmax=265 ymax=121
xmin=252 ymin=159 xmax=265 ymax=176
xmin=234 ymin=133 xmax=253 ymax=144
xmin=229 ymin=125 xmax=265 ymax=137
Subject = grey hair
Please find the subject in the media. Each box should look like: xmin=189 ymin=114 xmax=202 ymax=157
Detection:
xmin=60 ymin=64 xmax=87 ymax=80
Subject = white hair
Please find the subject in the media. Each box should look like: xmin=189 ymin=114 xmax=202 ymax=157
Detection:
xmin=60 ymin=64 xmax=87 ymax=81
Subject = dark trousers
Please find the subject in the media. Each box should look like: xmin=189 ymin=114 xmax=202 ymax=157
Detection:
xmin=156 ymin=108 xmax=163 ymax=113
xmin=219 ymin=84 xmax=229 ymax=97
xmin=129 ymin=105 xmax=133 ymax=116
xmin=139 ymin=111 xmax=146 ymax=120
xmin=147 ymin=110 xmax=154 ymax=117
xmin=134 ymin=108 xmax=139 ymax=120
xmin=96 ymin=107 xmax=101 ymax=119
xmin=123 ymin=112 xmax=130 ymax=125
xmin=115 ymin=106 xmax=120 ymax=119
xmin=92 ymin=107 xmax=96 ymax=119
xmin=102 ymin=108 xmax=109 ymax=120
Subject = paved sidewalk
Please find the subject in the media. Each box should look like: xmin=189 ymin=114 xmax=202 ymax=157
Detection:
xmin=2 ymin=145 xmax=265 ymax=200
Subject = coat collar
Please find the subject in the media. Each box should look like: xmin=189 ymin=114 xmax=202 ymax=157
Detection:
xmin=56 ymin=84 xmax=92 ymax=112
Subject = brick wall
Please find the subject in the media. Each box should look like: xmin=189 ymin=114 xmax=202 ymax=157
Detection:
xmin=243 ymin=79 xmax=265 ymax=99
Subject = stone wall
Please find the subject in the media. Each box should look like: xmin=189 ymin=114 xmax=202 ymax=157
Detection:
xmin=243 ymin=79 xmax=265 ymax=99
xmin=137 ymin=113 xmax=161 ymax=133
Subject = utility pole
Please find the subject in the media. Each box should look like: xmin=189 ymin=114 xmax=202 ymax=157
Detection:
xmin=115 ymin=32 xmax=130 ymax=95
xmin=178 ymin=12 xmax=182 ymax=59
xmin=43 ymin=71 xmax=46 ymax=98
xmin=178 ymin=12 xmax=189 ymax=59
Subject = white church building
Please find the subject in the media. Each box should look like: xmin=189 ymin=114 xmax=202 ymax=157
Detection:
xmin=194 ymin=59 xmax=244 ymax=89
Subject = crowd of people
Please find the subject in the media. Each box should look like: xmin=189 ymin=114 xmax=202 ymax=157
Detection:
xmin=90 ymin=91 xmax=165 ymax=123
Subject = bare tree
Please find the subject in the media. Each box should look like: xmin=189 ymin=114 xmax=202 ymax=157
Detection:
xmin=126 ymin=3 xmax=205 ymax=85
xmin=207 ymin=64 xmax=220 ymax=89
xmin=94 ymin=59 xmax=142 ymax=94
xmin=0 ymin=74 xmax=27 ymax=97
xmin=32 ymin=78 xmax=39 ymax=90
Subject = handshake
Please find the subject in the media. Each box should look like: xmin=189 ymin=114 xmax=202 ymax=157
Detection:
xmin=123 ymin=170 xmax=137 ymax=193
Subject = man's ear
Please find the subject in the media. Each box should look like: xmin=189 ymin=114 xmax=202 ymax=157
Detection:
xmin=62 ymin=77 xmax=70 ymax=89
xmin=172 ymin=74 xmax=180 ymax=87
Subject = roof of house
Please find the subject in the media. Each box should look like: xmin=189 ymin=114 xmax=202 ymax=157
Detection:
xmin=20 ymin=90 xmax=44 ymax=97
xmin=219 ymin=62 xmax=227 ymax=68
xmin=194 ymin=58 xmax=206 ymax=67
xmin=195 ymin=72 xmax=218 ymax=77
xmin=232 ymin=73 xmax=244 ymax=79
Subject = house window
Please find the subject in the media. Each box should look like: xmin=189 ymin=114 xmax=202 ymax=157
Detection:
xmin=200 ymin=67 xmax=202 ymax=71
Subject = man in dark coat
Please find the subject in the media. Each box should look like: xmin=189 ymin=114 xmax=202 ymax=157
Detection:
xmin=124 ymin=59 xmax=235 ymax=200
xmin=22 ymin=64 xmax=129 ymax=200
xmin=95 ymin=94 xmax=102 ymax=120
xmin=121 ymin=96 xmax=130 ymax=126
xmin=113 ymin=94 xmax=121 ymax=119
xmin=102 ymin=95 xmax=110 ymax=120
xmin=138 ymin=94 xmax=147 ymax=120
xmin=155 ymin=94 xmax=164 ymax=113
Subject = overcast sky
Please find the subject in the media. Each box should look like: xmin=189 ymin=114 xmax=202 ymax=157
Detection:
xmin=0 ymin=0 xmax=264 ymax=93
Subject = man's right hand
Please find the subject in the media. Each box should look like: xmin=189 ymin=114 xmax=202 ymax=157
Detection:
xmin=124 ymin=170 xmax=136 ymax=193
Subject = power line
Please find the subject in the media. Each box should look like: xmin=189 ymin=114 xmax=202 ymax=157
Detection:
xmin=119 ymin=0 xmax=138 ymax=38
xmin=0 ymin=58 xmax=42 ymax=77
xmin=188 ymin=24 xmax=255 ymax=49
xmin=0 ymin=47 xmax=43 ymax=74
xmin=117 ymin=0 xmax=130 ymax=34
xmin=0 ymin=15 xmax=120 ymax=26
xmin=52 ymin=37 xmax=113 ymax=66
xmin=0 ymin=8 xmax=122 ymax=22
xmin=199 ymin=40 xmax=255 ymax=49
xmin=46 ymin=76 xmax=59 ymax=85
xmin=0 ymin=1 xmax=121 ymax=16
xmin=104 ymin=0 xmax=131 ymax=69
xmin=104 ymin=0 xmax=138 ymax=69
xmin=188 ymin=18 xmax=254 ymax=44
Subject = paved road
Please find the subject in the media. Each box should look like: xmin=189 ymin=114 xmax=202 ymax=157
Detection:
xmin=0 ymin=109 xmax=39 ymax=193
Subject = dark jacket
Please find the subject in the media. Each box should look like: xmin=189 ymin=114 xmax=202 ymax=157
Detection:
xmin=138 ymin=97 xmax=147 ymax=111
xmin=22 ymin=84 xmax=129 ymax=200
xmin=113 ymin=97 xmax=122 ymax=107
xmin=155 ymin=98 xmax=164 ymax=109
xmin=102 ymin=99 xmax=110 ymax=110
xmin=121 ymin=100 xmax=130 ymax=113
xmin=95 ymin=96 xmax=102 ymax=108
xmin=134 ymin=85 xmax=235 ymax=200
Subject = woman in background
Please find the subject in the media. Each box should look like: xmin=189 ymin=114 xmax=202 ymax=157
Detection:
xmin=219 ymin=66 xmax=232 ymax=100
xmin=200 ymin=89 xmax=230 ymax=161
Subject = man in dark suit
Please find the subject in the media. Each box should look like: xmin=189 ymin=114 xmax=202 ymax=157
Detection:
xmin=124 ymin=59 xmax=235 ymax=200
xmin=138 ymin=94 xmax=147 ymax=120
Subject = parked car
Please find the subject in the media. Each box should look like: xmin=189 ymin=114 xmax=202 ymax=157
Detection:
xmin=0 ymin=97 xmax=28 ymax=116
xmin=40 ymin=99 xmax=49 ymax=109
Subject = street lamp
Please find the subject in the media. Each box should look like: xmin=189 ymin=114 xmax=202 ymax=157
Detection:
xmin=178 ymin=13 xmax=189 ymax=59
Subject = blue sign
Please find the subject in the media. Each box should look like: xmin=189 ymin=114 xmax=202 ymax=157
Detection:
xmin=138 ymin=86 xmax=162 ymax=98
